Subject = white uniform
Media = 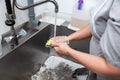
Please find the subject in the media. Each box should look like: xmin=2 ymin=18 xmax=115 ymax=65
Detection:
xmin=89 ymin=0 xmax=120 ymax=80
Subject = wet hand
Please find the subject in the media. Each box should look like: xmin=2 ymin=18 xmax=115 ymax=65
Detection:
xmin=52 ymin=42 xmax=71 ymax=56
xmin=53 ymin=36 xmax=69 ymax=44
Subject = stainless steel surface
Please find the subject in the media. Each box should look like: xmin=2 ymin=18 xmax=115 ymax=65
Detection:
xmin=0 ymin=23 xmax=90 ymax=80
xmin=1 ymin=22 xmax=49 ymax=58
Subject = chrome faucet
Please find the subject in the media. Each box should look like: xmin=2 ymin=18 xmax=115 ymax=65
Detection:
xmin=4 ymin=28 xmax=27 ymax=49
xmin=5 ymin=0 xmax=18 ymax=49
xmin=14 ymin=0 xmax=59 ymax=27
xmin=4 ymin=0 xmax=59 ymax=49
xmin=13 ymin=0 xmax=59 ymax=13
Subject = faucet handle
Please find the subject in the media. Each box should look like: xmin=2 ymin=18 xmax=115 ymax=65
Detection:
xmin=17 ymin=29 xmax=27 ymax=40
xmin=4 ymin=36 xmax=14 ymax=43
xmin=19 ymin=29 xmax=27 ymax=36
xmin=4 ymin=29 xmax=27 ymax=43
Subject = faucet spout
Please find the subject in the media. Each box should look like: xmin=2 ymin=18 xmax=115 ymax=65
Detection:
xmin=49 ymin=0 xmax=59 ymax=13
xmin=14 ymin=0 xmax=59 ymax=13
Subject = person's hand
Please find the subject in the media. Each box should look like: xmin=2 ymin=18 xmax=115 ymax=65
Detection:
xmin=52 ymin=41 xmax=71 ymax=56
xmin=45 ymin=36 xmax=69 ymax=48
xmin=53 ymin=36 xmax=69 ymax=44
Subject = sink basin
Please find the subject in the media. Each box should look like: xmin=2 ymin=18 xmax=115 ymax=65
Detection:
xmin=0 ymin=24 xmax=90 ymax=80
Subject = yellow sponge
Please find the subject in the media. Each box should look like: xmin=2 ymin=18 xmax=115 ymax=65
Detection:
xmin=45 ymin=38 xmax=54 ymax=48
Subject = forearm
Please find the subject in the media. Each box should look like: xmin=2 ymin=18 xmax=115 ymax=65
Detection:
xmin=67 ymin=24 xmax=92 ymax=41
xmin=67 ymin=47 xmax=120 ymax=78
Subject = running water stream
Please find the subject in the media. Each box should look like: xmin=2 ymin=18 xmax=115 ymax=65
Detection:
xmin=53 ymin=13 xmax=57 ymax=38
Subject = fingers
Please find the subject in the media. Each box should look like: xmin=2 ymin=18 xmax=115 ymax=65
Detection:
xmin=54 ymin=47 xmax=59 ymax=52
xmin=51 ymin=42 xmax=59 ymax=47
xmin=54 ymin=47 xmax=64 ymax=56
xmin=53 ymin=36 xmax=69 ymax=43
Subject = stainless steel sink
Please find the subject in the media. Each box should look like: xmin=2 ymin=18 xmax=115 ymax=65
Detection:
xmin=0 ymin=23 xmax=90 ymax=80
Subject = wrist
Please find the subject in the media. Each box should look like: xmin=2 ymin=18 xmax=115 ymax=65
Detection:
xmin=64 ymin=36 xmax=70 ymax=44
xmin=65 ymin=46 xmax=73 ymax=56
